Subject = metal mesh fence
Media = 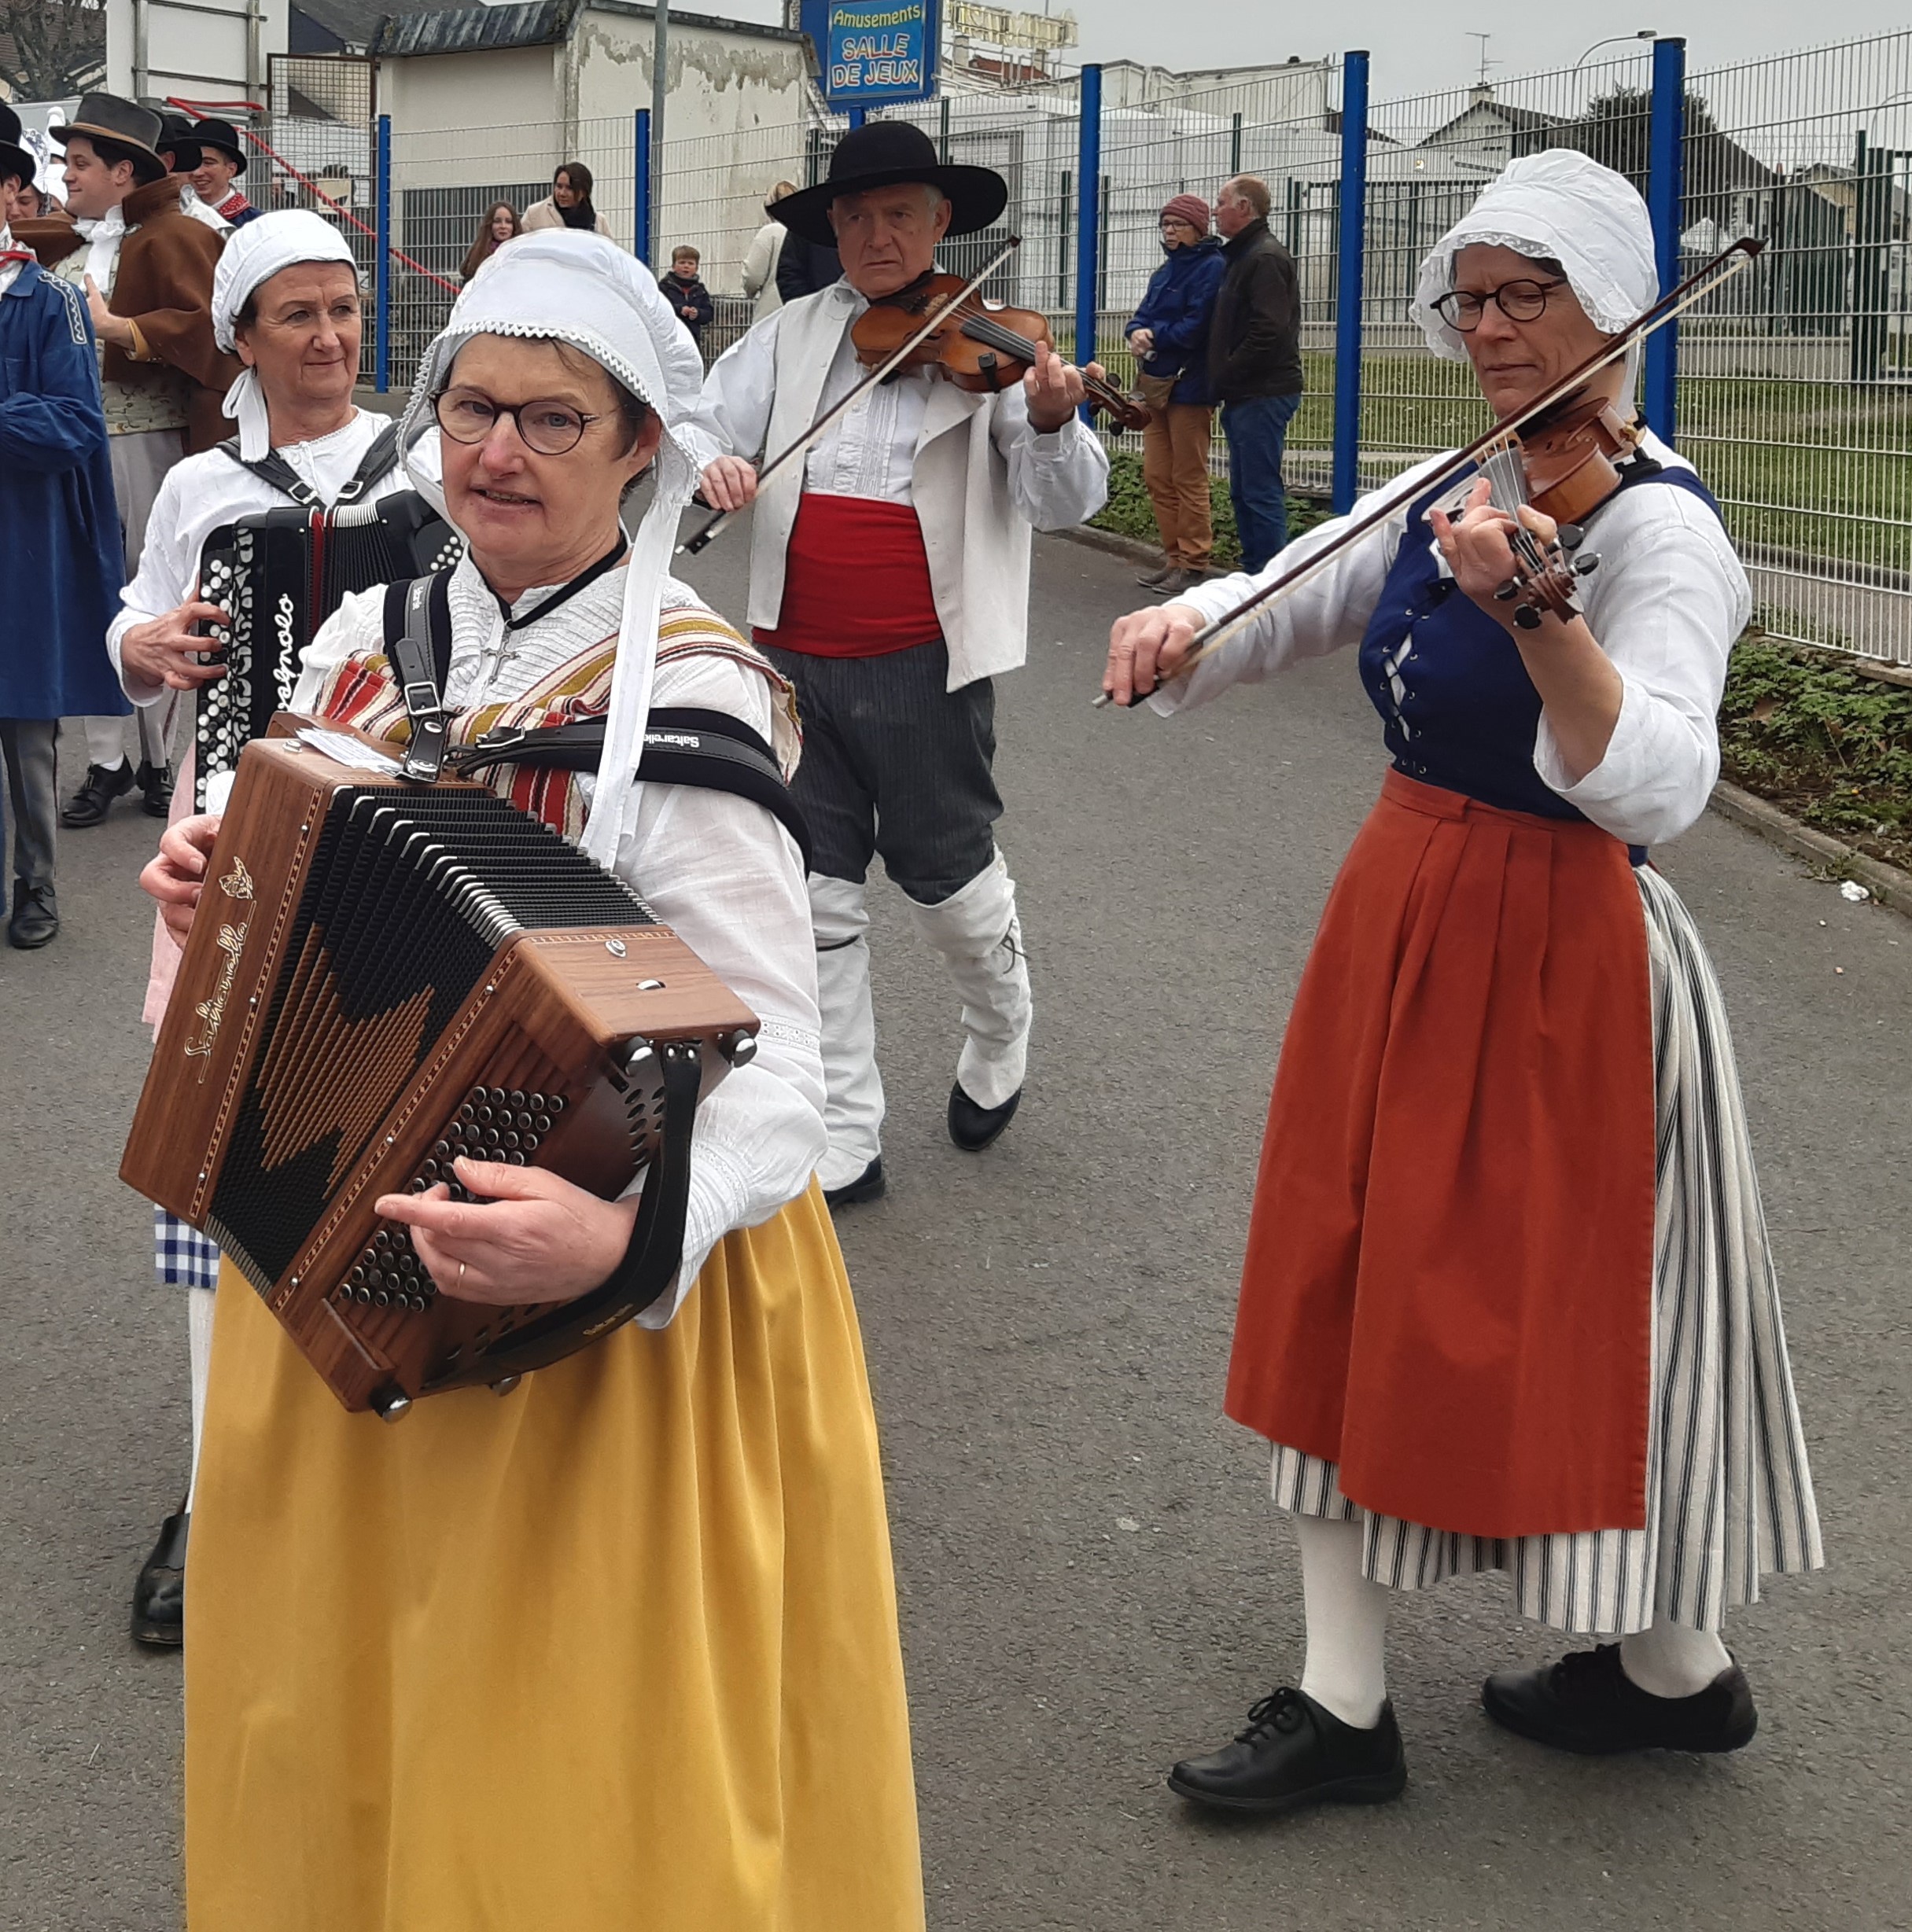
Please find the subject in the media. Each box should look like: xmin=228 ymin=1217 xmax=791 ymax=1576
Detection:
xmin=1680 ymin=31 xmax=1912 ymax=663
xmin=1358 ymin=53 xmax=1656 ymax=494
xmin=273 ymin=29 xmax=1911 ymax=660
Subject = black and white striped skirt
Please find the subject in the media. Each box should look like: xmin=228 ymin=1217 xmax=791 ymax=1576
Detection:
xmin=1270 ymin=864 xmax=1823 ymax=1634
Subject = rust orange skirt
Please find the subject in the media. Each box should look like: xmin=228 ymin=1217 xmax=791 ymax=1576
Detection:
xmin=1225 ymin=770 xmax=1656 ymax=1539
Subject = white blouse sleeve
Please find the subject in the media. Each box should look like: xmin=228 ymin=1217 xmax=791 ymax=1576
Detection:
xmin=678 ymin=312 xmax=782 ymax=472
xmin=610 ymin=651 xmax=825 ymax=1326
xmin=987 ymin=381 xmax=1111 ymax=530
xmin=1532 ymin=477 xmax=1750 ymax=848
xmin=108 ymin=463 xmax=195 ymax=706
xmin=1144 ymin=455 xmax=1453 ymax=716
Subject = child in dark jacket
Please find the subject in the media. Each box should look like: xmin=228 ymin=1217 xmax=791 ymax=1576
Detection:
xmin=1125 ymin=194 xmax=1227 ymax=592
xmin=661 ymin=245 xmax=715 ymax=345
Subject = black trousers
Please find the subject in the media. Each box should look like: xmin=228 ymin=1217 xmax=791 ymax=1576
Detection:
xmin=761 ymin=638 xmax=1000 ymax=905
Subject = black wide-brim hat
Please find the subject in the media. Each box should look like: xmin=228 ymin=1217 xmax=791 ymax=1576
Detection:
xmin=0 ymin=102 xmax=34 ymax=190
xmin=775 ymin=121 xmax=1007 ymax=248
xmin=48 ymin=91 xmax=166 ymax=176
xmin=157 ymin=112 xmax=204 ymax=172
xmin=190 ymin=116 xmax=249 ymax=173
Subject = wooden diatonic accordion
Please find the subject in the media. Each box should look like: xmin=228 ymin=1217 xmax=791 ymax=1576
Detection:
xmin=123 ymin=718 xmax=759 ymax=1419
xmin=195 ymin=491 xmax=462 ymax=808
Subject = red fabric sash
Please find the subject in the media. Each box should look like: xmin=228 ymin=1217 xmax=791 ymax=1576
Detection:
xmin=755 ymin=493 xmax=941 ymax=657
xmin=1225 ymin=770 xmax=1656 ymax=1539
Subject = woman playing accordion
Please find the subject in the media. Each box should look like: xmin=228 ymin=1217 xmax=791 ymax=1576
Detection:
xmin=1104 ymin=152 xmax=1822 ymax=1815
xmin=145 ymin=233 xmax=924 ymax=1927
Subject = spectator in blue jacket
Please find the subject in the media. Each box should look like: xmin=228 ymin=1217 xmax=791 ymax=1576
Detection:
xmin=1125 ymin=193 xmax=1226 ymax=594
xmin=0 ymin=105 xmax=126 ymax=948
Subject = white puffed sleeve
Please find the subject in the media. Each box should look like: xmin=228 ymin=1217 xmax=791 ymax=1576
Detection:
xmin=1144 ymin=454 xmax=1453 ymax=715
xmin=610 ymin=650 xmax=825 ymax=1325
xmin=1532 ymin=469 xmax=1749 ymax=848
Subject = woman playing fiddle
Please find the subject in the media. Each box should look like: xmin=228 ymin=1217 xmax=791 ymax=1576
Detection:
xmin=1104 ymin=151 xmax=1822 ymax=1814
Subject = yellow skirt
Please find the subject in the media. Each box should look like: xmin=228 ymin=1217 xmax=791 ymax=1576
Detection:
xmin=184 ymin=1183 xmax=924 ymax=1931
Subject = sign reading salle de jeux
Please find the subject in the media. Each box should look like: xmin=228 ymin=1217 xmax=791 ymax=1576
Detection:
xmin=801 ymin=0 xmax=941 ymax=107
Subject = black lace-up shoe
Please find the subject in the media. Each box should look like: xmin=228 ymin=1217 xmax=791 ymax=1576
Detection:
xmin=7 ymin=881 xmax=57 ymax=949
xmin=823 ymin=1157 xmax=886 ymax=1208
xmin=62 ymin=760 xmax=135 ymax=826
xmin=947 ymin=1081 xmax=1021 ymax=1151
xmin=1168 ymin=1686 xmax=1407 ymax=1816
xmin=131 ymin=1510 xmax=189 ymax=1648
xmin=137 ymin=758 xmax=175 ymax=818
xmin=1483 ymin=1643 xmax=1757 ymax=1755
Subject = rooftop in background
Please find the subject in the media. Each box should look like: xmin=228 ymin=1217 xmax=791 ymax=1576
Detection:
xmin=292 ymin=0 xmax=805 ymax=59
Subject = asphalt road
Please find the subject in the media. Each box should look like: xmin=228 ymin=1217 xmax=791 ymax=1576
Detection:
xmin=3 ymin=524 xmax=1909 ymax=1931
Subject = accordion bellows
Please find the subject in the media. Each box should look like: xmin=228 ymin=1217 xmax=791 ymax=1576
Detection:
xmin=123 ymin=720 xmax=758 ymax=1416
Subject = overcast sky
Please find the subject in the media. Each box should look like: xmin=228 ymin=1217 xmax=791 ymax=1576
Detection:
xmin=740 ymin=0 xmax=1910 ymax=120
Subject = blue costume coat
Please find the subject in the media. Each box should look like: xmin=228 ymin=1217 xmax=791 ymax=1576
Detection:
xmin=1125 ymin=236 xmax=1226 ymax=405
xmin=0 ymin=260 xmax=129 ymax=720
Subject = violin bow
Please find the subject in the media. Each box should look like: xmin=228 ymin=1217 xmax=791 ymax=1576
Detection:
xmin=680 ymin=236 xmax=1022 ymax=556
xmin=1095 ymin=236 xmax=1765 ymax=708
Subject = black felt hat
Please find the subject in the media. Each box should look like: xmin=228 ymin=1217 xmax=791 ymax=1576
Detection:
xmin=774 ymin=121 xmax=1007 ymax=248
xmin=0 ymin=102 xmax=35 ymax=193
xmin=156 ymin=112 xmax=204 ymax=173
xmin=191 ymin=116 xmax=249 ymax=173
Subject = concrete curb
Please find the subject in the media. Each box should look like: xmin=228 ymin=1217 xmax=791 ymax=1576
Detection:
xmin=1709 ymin=781 xmax=1912 ymax=918
xmin=1056 ymin=524 xmax=1218 ymax=574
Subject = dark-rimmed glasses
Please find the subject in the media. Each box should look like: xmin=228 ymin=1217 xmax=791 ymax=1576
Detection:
xmin=1431 ymin=278 xmax=1568 ymax=332
xmin=433 ymin=387 xmax=603 ymax=456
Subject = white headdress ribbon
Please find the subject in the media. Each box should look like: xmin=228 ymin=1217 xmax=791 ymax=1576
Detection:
xmin=396 ymin=230 xmax=706 ymax=865
xmin=211 ymin=209 xmax=359 ymax=458
xmin=1411 ymin=149 xmax=1659 ymax=363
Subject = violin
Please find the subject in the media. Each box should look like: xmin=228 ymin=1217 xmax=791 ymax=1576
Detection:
xmin=1475 ymin=359 xmax=1642 ymax=629
xmin=852 ymin=272 xmax=1151 ymax=431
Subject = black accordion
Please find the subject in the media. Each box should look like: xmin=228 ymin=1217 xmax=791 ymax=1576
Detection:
xmin=195 ymin=491 xmax=462 ymax=808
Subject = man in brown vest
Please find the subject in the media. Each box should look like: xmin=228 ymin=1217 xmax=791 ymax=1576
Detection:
xmin=18 ymin=93 xmax=236 ymax=825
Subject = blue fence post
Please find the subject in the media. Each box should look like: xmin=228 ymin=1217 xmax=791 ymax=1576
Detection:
xmin=633 ymin=109 xmax=651 ymax=264
xmin=374 ymin=112 xmax=392 ymax=396
xmin=1332 ymin=50 xmax=1369 ymax=514
xmin=848 ymin=107 xmax=867 ymax=130
xmin=1645 ymin=35 xmax=1686 ymax=442
xmin=1074 ymin=62 xmax=1102 ymax=420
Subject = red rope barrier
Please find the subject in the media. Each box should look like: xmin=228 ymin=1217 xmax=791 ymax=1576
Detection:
xmin=162 ymin=96 xmax=462 ymax=298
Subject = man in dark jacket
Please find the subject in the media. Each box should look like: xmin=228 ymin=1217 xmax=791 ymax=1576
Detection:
xmin=775 ymin=232 xmax=842 ymax=303
xmin=1126 ymin=193 xmax=1226 ymax=592
xmin=1209 ymin=175 xmax=1303 ymax=571
xmin=661 ymin=244 xmax=714 ymax=346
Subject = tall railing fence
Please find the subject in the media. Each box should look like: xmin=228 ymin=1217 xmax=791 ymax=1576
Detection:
xmin=234 ymin=28 xmax=1910 ymax=663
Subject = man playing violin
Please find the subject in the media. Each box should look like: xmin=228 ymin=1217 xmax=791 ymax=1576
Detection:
xmin=685 ymin=120 xmax=1109 ymax=1205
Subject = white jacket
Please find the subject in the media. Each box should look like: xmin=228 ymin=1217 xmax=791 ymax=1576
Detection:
xmin=680 ymin=280 xmax=1109 ymax=691
xmin=741 ymin=219 xmax=786 ymax=321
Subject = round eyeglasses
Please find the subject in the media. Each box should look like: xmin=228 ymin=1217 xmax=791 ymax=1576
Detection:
xmin=1431 ymin=277 xmax=1568 ymax=332
xmin=433 ymin=387 xmax=602 ymax=456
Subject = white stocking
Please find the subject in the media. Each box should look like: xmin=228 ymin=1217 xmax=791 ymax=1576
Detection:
xmin=1295 ymin=1514 xmax=1390 ymax=1728
xmin=183 ymin=1285 xmax=216 ymax=1514
xmin=1620 ymin=1620 xmax=1732 ymax=1698
xmin=902 ymin=848 xmax=1032 ymax=1111
xmin=809 ymin=874 xmax=885 ymax=1189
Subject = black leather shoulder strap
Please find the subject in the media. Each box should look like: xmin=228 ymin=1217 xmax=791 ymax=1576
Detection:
xmin=379 ymin=570 xmax=457 ymax=780
xmin=218 ymin=418 xmax=404 ymax=509
xmin=449 ymin=706 xmax=811 ymax=870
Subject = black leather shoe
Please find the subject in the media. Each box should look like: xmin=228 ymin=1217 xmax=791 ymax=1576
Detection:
xmin=1168 ymin=1686 xmax=1407 ymax=1816
xmin=61 ymin=760 xmax=134 ymax=826
xmin=7 ymin=881 xmax=57 ymax=949
xmin=131 ymin=1510 xmax=189 ymax=1648
xmin=137 ymin=758 xmax=175 ymax=818
xmin=823 ymin=1157 xmax=886 ymax=1208
xmin=1483 ymin=1643 xmax=1756 ymax=1755
xmin=948 ymin=1081 xmax=1021 ymax=1152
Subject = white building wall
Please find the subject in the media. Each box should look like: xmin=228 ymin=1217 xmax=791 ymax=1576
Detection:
xmin=108 ymin=0 xmax=292 ymax=108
